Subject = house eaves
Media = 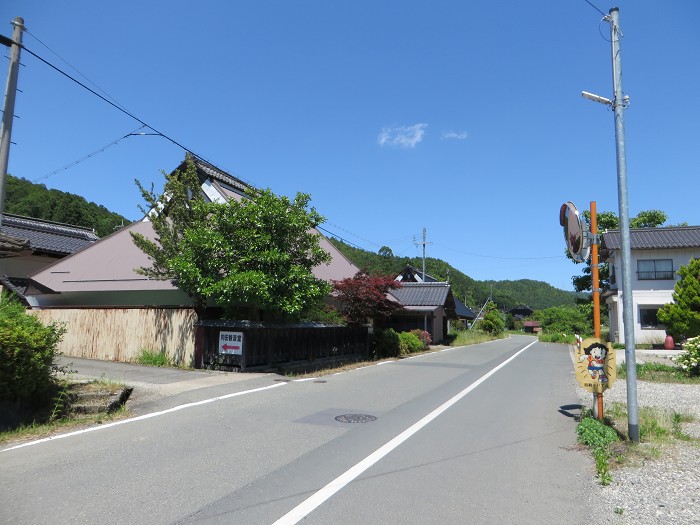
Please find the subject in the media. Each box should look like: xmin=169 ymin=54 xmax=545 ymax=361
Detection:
xmin=602 ymin=226 xmax=700 ymax=252
xmin=1 ymin=213 xmax=98 ymax=256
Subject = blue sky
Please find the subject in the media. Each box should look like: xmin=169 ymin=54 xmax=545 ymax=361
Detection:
xmin=3 ymin=1 xmax=699 ymax=291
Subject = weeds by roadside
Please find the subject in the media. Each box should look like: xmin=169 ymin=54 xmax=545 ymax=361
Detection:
xmin=576 ymin=402 xmax=699 ymax=486
xmin=136 ymin=348 xmax=171 ymax=367
xmin=0 ymin=379 xmax=131 ymax=448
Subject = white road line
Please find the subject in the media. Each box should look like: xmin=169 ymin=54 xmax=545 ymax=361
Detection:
xmin=272 ymin=340 xmax=537 ymax=525
xmin=1 ymin=383 xmax=286 ymax=453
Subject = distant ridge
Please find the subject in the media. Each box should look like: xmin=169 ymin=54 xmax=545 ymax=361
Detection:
xmin=327 ymin=238 xmax=581 ymax=311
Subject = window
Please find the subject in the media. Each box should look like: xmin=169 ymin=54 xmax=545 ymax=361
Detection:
xmin=637 ymin=259 xmax=674 ymax=280
xmin=639 ymin=307 xmax=663 ymax=329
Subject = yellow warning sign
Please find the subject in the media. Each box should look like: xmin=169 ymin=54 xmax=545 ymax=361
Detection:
xmin=575 ymin=338 xmax=616 ymax=393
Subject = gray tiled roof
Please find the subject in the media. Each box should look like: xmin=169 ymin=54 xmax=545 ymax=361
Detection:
xmin=389 ymin=282 xmax=451 ymax=306
xmin=173 ymin=156 xmax=251 ymax=193
xmin=0 ymin=214 xmax=99 ymax=255
xmin=602 ymin=226 xmax=700 ymax=251
xmin=455 ymin=297 xmax=476 ymax=319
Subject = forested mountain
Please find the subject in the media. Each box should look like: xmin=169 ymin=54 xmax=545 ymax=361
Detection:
xmin=4 ymin=175 xmax=131 ymax=237
xmin=328 ymin=238 xmax=580 ymax=311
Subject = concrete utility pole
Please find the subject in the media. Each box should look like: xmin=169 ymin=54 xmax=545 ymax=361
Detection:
xmin=609 ymin=7 xmax=639 ymax=442
xmin=414 ymin=227 xmax=432 ymax=333
xmin=0 ymin=16 xmax=25 ymax=227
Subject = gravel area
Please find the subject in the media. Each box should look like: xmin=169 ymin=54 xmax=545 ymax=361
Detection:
xmin=577 ymin=378 xmax=700 ymax=524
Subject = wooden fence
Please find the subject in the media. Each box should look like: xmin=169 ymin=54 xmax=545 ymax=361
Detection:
xmin=30 ymin=308 xmax=197 ymax=366
xmin=198 ymin=321 xmax=369 ymax=370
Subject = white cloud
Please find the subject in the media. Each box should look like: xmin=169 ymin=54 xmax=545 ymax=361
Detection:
xmin=441 ymin=130 xmax=468 ymax=140
xmin=378 ymin=123 xmax=428 ymax=149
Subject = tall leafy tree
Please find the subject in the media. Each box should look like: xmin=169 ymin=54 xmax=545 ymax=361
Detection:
xmin=131 ymin=159 xmax=332 ymax=319
xmin=657 ymin=258 xmax=700 ymax=339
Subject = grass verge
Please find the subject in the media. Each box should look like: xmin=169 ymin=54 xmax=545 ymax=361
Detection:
xmin=617 ymin=362 xmax=700 ymax=384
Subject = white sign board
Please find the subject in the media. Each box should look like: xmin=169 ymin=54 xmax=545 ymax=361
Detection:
xmin=219 ymin=331 xmax=243 ymax=355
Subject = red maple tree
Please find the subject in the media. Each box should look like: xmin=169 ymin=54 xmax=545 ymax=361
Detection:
xmin=332 ymin=272 xmax=403 ymax=325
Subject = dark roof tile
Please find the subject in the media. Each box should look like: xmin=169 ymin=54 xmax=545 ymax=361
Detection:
xmin=1 ymin=214 xmax=99 ymax=255
xmin=389 ymin=282 xmax=450 ymax=306
xmin=602 ymin=226 xmax=700 ymax=251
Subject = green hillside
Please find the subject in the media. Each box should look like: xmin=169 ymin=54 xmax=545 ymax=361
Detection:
xmin=4 ymin=175 xmax=131 ymax=237
xmin=328 ymin=238 xmax=579 ymax=311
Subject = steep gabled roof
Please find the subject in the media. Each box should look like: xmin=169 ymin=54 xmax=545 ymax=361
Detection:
xmin=602 ymin=226 xmax=700 ymax=251
xmin=454 ymin=297 xmax=477 ymax=319
xmin=396 ymin=265 xmax=439 ymax=283
xmin=0 ymin=214 xmax=98 ymax=256
xmin=27 ymin=156 xmax=360 ymax=300
xmin=176 ymin=156 xmax=250 ymax=197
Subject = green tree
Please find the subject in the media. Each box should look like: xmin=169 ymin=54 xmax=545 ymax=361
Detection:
xmin=131 ymin=159 xmax=332 ymax=320
xmin=477 ymin=301 xmax=505 ymax=335
xmin=657 ymin=258 xmax=700 ymax=339
xmin=534 ymin=305 xmax=591 ymax=336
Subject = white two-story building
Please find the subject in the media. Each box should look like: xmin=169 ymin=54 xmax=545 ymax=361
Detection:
xmin=601 ymin=226 xmax=700 ymax=344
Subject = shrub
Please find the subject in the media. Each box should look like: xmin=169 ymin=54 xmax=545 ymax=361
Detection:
xmin=409 ymin=329 xmax=431 ymax=349
xmin=370 ymin=328 xmax=401 ymax=359
xmin=538 ymin=332 xmax=576 ymax=344
xmin=534 ymin=305 xmax=591 ymax=337
xmin=478 ymin=303 xmax=505 ymax=335
xmin=673 ymin=336 xmax=700 ymax=377
xmin=0 ymin=297 xmax=66 ymax=404
xmin=398 ymin=331 xmax=424 ymax=355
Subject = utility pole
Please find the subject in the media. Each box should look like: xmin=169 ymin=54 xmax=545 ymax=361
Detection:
xmin=609 ymin=7 xmax=639 ymax=442
xmin=0 ymin=16 xmax=25 ymax=227
xmin=414 ymin=227 xmax=432 ymax=332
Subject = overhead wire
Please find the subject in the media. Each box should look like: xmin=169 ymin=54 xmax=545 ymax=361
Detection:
xmin=17 ymin=42 xmax=208 ymax=161
xmin=24 ymin=29 xmax=129 ymax=114
xmin=32 ymin=125 xmax=152 ymax=182
xmin=16 ymin=36 xmax=257 ymax=189
xmin=583 ymin=0 xmax=606 ymax=18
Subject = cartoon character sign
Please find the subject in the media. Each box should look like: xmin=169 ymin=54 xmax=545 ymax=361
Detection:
xmin=574 ymin=338 xmax=616 ymax=393
xmin=579 ymin=342 xmax=608 ymax=383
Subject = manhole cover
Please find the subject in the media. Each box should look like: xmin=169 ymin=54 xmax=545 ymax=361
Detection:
xmin=334 ymin=414 xmax=377 ymax=424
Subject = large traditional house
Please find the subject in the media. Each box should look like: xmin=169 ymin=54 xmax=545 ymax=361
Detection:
xmin=21 ymin=157 xmax=360 ymax=365
xmin=600 ymin=226 xmax=700 ymax=344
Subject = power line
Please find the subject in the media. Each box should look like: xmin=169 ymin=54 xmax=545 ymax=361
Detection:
xmin=16 ymin=39 xmax=257 ymax=189
xmin=18 ymin=42 xmax=205 ymax=160
xmin=24 ymin=29 xmax=129 ymax=114
xmin=32 ymin=125 xmax=151 ymax=182
xmin=433 ymin=242 xmax=565 ymax=260
xmin=583 ymin=0 xmax=606 ymax=17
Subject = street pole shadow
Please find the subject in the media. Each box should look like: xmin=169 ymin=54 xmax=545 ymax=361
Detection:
xmin=558 ymin=404 xmax=583 ymax=420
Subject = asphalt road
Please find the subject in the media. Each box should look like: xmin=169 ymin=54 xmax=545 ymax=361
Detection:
xmin=1 ymin=336 xmax=602 ymax=524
